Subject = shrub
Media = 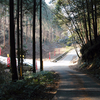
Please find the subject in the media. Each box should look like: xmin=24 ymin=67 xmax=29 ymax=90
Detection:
xmin=80 ymin=35 xmax=100 ymax=62
xmin=0 ymin=63 xmax=12 ymax=84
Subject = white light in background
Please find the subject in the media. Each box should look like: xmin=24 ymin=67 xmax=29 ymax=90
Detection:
xmin=45 ymin=0 xmax=51 ymax=5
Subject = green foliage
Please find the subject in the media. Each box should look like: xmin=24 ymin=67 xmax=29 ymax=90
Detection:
xmin=67 ymin=41 xmax=72 ymax=46
xmin=0 ymin=63 xmax=12 ymax=85
xmin=0 ymin=71 xmax=56 ymax=100
xmin=55 ymin=36 xmax=60 ymax=41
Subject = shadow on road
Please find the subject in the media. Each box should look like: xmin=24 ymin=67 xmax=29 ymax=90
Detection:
xmin=53 ymin=70 xmax=100 ymax=100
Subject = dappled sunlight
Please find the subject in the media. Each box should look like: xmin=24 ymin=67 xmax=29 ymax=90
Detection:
xmin=53 ymin=70 xmax=100 ymax=100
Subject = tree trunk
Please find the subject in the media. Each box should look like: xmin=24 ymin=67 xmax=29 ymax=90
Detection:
xmin=3 ymin=16 xmax=5 ymax=48
xmin=86 ymin=0 xmax=92 ymax=45
xmin=94 ymin=0 xmax=97 ymax=41
xmin=68 ymin=0 xmax=85 ymax=44
xmin=82 ymin=0 xmax=89 ymax=43
xmin=40 ymin=0 xmax=43 ymax=71
xmin=26 ymin=16 xmax=28 ymax=43
xmin=33 ymin=0 xmax=36 ymax=73
xmin=20 ymin=0 xmax=23 ymax=78
xmin=9 ymin=0 xmax=18 ymax=81
xmin=17 ymin=0 xmax=20 ymax=78
xmin=30 ymin=18 xmax=32 ymax=41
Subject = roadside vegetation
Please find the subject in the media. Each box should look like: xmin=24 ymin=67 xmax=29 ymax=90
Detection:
xmin=0 ymin=63 xmax=60 ymax=100
xmin=79 ymin=36 xmax=100 ymax=79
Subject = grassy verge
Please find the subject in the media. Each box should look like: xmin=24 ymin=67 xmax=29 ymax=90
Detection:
xmin=0 ymin=70 xmax=60 ymax=100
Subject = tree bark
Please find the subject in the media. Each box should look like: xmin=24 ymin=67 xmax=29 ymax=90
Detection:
xmin=33 ymin=0 xmax=36 ymax=73
xmin=3 ymin=16 xmax=5 ymax=48
xmin=86 ymin=0 xmax=92 ymax=45
xmin=20 ymin=0 xmax=23 ymax=78
xmin=94 ymin=0 xmax=97 ymax=41
xmin=91 ymin=0 xmax=95 ymax=41
xmin=9 ymin=0 xmax=18 ymax=81
xmin=40 ymin=0 xmax=43 ymax=71
xmin=17 ymin=0 xmax=20 ymax=78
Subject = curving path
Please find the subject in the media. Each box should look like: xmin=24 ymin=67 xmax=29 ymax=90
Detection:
xmin=1 ymin=49 xmax=100 ymax=100
xmin=43 ymin=49 xmax=100 ymax=100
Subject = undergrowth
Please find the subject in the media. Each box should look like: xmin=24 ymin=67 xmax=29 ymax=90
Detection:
xmin=0 ymin=70 xmax=59 ymax=100
xmin=79 ymin=36 xmax=100 ymax=79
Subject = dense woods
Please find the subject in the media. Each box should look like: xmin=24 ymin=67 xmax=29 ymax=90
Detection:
xmin=51 ymin=0 xmax=100 ymax=59
xmin=0 ymin=0 xmax=63 ymax=80
xmin=0 ymin=0 xmax=63 ymax=46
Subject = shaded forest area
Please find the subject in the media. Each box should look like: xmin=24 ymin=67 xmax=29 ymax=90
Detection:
xmin=0 ymin=0 xmax=65 ymax=60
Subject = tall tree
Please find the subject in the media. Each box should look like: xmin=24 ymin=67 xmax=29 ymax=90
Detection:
xmin=33 ymin=0 xmax=36 ymax=73
xmin=94 ymin=0 xmax=97 ymax=41
xmin=20 ymin=0 xmax=23 ymax=78
xmin=26 ymin=16 xmax=28 ymax=43
xmin=40 ymin=0 xmax=43 ymax=71
xmin=17 ymin=0 xmax=20 ymax=78
xmin=9 ymin=0 xmax=18 ymax=81
xmin=82 ymin=0 xmax=89 ymax=43
xmin=3 ymin=15 xmax=5 ymax=48
xmin=86 ymin=0 xmax=92 ymax=45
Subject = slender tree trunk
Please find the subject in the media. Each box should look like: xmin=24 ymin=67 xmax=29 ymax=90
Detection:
xmin=30 ymin=19 xmax=32 ymax=41
xmin=17 ymin=0 xmax=20 ymax=78
xmin=3 ymin=16 xmax=5 ymax=48
xmin=68 ymin=0 xmax=85 ymax=44
xmin=86 ymin=0 xmax=92 ymax=45
xmin=82 ymin=0 xmax=89 ymax=43
xmin=9 ymin=0 xmax=18 ymax=81
xmin=40 ymin=0 xmax=43 ymax=71
xmin=64 ymin=6 xmax=84 ymax=45
xmin=70 ymin=30 xmax=80 ymax=58
xmin=91 ymin=0 xmax=95 ymax=40
xmin=94 ymin=0 xmax=97 ymax=40
xmin=26 ymin=16 xmax=28 ymax=43
xmin=9 ymin=23 xmax=10 ymax=45
xmin=20 ymin=0 xmax=23 ymax=78
xmin=33 ymin=0 xmax=36 ymax=73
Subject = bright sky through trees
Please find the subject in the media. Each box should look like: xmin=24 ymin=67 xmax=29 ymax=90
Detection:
xmin=45 ymin=0 xmax=51 ymax=5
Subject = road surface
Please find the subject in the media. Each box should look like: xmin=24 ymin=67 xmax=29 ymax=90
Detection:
xmin=43 ymin=49 xmax=100 ymax=100
xmin=1 ymin=49 xmax=100 ymax=100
